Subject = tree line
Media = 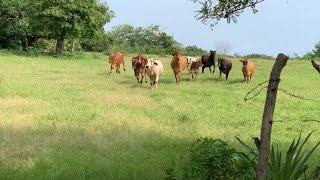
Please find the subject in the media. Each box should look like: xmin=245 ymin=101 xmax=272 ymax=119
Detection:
xmin=0 ymin=0 xmax=113 ymax=54
xmin=0 ymin=1 xmax=207 ymax=56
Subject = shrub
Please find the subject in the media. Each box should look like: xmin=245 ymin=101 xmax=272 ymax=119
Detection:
xmin=166 ymin=138 xmax=256 ymax=179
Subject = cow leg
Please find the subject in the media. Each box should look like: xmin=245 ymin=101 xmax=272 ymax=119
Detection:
xmin=226 ymin=72 xmax=229 ymax=81
xmin=209 ymin=66 xmax=212 ymax=73
xmin=174 ymin=73 xmax=178 ymax=84
xmin=123 ymin=62 xmax=126 ymax=71
xmin=144 ymin=73 xmax=148 ymax=83
xmin=219 ymin=71 xmax=222 ymax=81
xmin=109 ymin=66 xmax=113 ymax=75
xmin=134 ymin=70 xmax=139 ymax=83
xmin=202 ymin=66 xmax=205 ymax=73
xmin=155 ymin=76 xmax=159 ymax=88
xmin=178 ymin=70 xmax=183 ymax=84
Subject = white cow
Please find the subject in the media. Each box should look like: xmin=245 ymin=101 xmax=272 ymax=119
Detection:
xmin=146 ymin=58 xmax=164 ymax=89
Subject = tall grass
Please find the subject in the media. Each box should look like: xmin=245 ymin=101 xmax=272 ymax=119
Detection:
xmin=0 ymin=51 xmax=319 ymax=179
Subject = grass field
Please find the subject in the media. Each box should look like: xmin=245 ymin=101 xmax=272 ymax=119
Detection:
xmin=0 ymin=51 xmax=319 ymax=179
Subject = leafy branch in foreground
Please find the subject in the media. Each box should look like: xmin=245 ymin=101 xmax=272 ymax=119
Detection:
xmin=191 ymin=0 xmax=265 ymax=27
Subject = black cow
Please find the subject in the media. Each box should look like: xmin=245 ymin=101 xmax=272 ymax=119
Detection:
xmin=218 ymin=58 xmax=232 ymax=81
xmin=201 ymin=50 xmax=216 ymax=73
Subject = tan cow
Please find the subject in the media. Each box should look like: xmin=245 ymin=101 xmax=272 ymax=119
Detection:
xmin=146 ymin=58 xmax=164 ymax=89
xmin=109 ymin=52 xmax=125 ymax=75
xmin=171 ymin=51 xmax=187 ymax=84
xmin=240 ymin=58 xmax=255 ymax=83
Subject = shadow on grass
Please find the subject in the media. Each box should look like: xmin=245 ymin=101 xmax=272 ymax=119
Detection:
xmin=0 ymin=124 xmax=319 ymax=179
xmin=0 ymin=126 xmax=192 ymax=179
xmin=227 ymin=79 xmax=246 ymax=84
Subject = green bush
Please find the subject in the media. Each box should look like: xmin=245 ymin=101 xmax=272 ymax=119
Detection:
xmin=166 ymin=138 xmax=256 ymax=179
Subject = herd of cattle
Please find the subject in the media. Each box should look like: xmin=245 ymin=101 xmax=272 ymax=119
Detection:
xmin=108 ymin=51 xmax=255 ymax=88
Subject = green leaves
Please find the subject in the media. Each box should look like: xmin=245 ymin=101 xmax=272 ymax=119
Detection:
xmin=109 ymin=24 xmax=180 ymax=55
xmin=182 ymin=138 xmax=256 ymax=179
xmin=191 ymin=0 xmax=265 ymax=27
xmin=269 ymin=131 xmax=320 ymax=180
xmin=237 ymin=131 xmax=320 ymax=179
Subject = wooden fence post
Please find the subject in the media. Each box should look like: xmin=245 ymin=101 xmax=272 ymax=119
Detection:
xmin=256 ymin=53 xmax=289 ymax=180
xmin=311 ymin=60 xmax=320 ymax=74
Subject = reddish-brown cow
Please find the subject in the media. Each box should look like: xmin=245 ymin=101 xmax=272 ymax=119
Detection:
xmin=132 ymin=54 xmax=148 ymax=83
xmin=171 ymin=51 xmax=187 ymax=84
xmin=240 ymin=58 xmax=255 ymax=83
xmin=109 ymin=52 xmax=125 ymax=75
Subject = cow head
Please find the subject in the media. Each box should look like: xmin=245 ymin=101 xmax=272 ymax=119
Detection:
xmin=136 ymin=54 xmax=147 ymax=65
xmin=210 ymin=50 xmax=216 ymax=55
xmin=131 ymin=57 xmax=138 ymax=69
xmin=146 ymin=58 xmax=158 ymax=69
xmin=218 ymin=58 xmax=223 ymax=67
xmin=240 ymin=58 xmax=249 ymax=67
xmin=109 ymin=55 xmax=114 ymax=63
xmin=173 ymin=51 xmax=182 ymax=60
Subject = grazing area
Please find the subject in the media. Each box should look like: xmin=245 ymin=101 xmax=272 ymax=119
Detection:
xmin=0 ymin=51 xmax=319 ymax=179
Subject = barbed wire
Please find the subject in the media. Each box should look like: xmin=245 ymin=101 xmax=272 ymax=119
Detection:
xmin=274 ymin=119 xmax=320 ymax=123
xmin=244 ymin=79 xmax=320 ymax=103
xmin=244 ymin=80 xmax=272 ymax=101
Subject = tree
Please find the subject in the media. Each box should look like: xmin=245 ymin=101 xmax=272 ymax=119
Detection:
xmin=0 ymin=0 xmax=114 ymax=54
xmin=185 ymin=45 xmax=207 ymax=56
xmin=312 ymin=41 xmax=320 ymax=57
xmin=215 ymin=41 xmax=232 ymax=55
xmin=191 ymin=0 xmax=265 ymax=27
xmin=0 ymin=0 xmax=37 ymax=50
xmin=32 ymin=0 xmax=114 ymax=54
xmin=109 ymin=24 xmax=180 ymax=55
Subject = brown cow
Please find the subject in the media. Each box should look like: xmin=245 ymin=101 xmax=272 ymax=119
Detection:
xmin=190 ymin=61 xmax=201 ymax=80
xmin=240 ymin=58 xmax=255 ymax=83
xmin=171 ymin=51 xmax=187 ymax=84
xmin=132 ymin=54 xmax=148 ymax=83
xmin=218 ymin=57 xmax=232 ymax=81
xmin=109 ymin=52 xmax=125 ymax=75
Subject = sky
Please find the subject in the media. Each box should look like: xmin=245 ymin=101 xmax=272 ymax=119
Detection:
xmin=105 ymin=0 xmax=320 ymax=57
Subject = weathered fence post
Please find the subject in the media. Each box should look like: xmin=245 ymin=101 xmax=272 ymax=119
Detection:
xmin=257 ymin=53 xmax=289 ymax=180
xmin=311 ymin=60 xmax=320 ymax=74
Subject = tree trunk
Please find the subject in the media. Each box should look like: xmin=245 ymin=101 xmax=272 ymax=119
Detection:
xmin=55 ymin=36 xmax=65 ymax=55
xmin=20 ymin=37 xmax=27 ymax=51
xmin=27 ymin=36 xmax=37 ymax=46
xmin=70 ymin=39 xmax=76 ymax=53
xmin=256 ymin=53 xmax=288 ymax=180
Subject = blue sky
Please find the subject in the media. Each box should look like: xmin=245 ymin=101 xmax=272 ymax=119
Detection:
xmin=105 ymin=0 xmax=320 ymax=57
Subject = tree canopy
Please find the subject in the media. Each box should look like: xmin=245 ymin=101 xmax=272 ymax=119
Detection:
xmin=108 ymin=24 xmax=182 ymax=55
xmin=0 ymin=0 xmax=114 ymax=54
xmin=191 ymin=0 xmax=265 ymax=27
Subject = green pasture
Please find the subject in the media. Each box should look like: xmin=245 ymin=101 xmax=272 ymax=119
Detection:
xmin=0 ymin=51 xmax=319 ymax=179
